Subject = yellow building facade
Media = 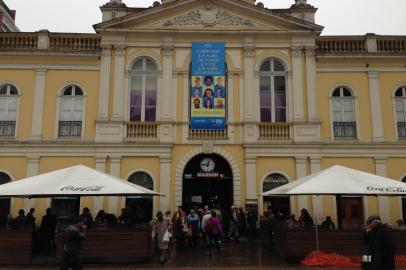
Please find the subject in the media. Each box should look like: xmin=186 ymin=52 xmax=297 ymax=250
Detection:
xmin=0 ymin=0 xmax=406 ymax=227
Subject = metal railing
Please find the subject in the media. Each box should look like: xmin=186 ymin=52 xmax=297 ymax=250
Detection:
xmin=398 ymin=122 xmax=406 ymax=138
xmin=259 ymin=122 xmax=291 ymax=140
xmin=333 ymin=122 xmax=357 ymax=139
xmin=127 ymin=122 xmax=158 ymax=139
xmin=0 ymin=121 xmax=15 ymax=137
xmin=58 ymin=121 xmax=82 ymax=138
xmin=189 ymin=127 xmax=228 ymax=140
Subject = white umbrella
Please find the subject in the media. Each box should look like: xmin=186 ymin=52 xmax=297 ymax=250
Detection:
xmin=261 ymin=164 xmax=406 ymax=253
xmin=262 ymin=164 xmax=406 ymax=196
xmin=0 ymin=164 xmax=161 ymax=198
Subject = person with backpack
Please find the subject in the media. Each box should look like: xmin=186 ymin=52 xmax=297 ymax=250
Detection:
xmin=205 ymin=210 xmax=223 ymax=256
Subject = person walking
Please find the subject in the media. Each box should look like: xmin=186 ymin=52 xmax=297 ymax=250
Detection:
xmin=228 ymin=206 xmax=239 ymax=241
xmin=152 ymin=211 xmax=171 ymax=265
xmin=40 ymin=208 xmax=57 ymax=251
xmin=59 ymin=217 xmax=86 ymax=270
xmin=237 ymin=207 xmax=247 ymax=238
xmin=187 ymin=209 xmax=200 ymax=246
xmin=363 ymin=215 xmax=396 ymax=270
xmin=205 ymin=210 xmax=223 ymax=256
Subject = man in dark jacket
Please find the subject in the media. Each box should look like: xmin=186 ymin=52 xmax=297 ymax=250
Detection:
xmin=364 ymin=215 xmax=396 ymax=270
xmin=59 ymin=217 xmax=86 ymax=270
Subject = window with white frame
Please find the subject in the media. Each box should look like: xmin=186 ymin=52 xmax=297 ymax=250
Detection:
xmin=130 ymin=57 xmax=157 ymax=122
xmin=395 ymin=86 xmax=406 ymax=138
xmin=58 ymin=85 xmax=84 ymax=138
xmin=0 ymin=84 xmax=18 ymax=137
xmin=259 ymin=58 xmax=287 ymax=122
xmin=331 ymin=86 xmax=357 ymax=139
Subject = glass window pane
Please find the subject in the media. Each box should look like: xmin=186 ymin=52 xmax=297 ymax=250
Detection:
xmin=74 ymin=99 xmax=83 ymax=110
xmin=333 ymin=111 xmax=342 ymax=122
xmin=75 ymin=87 xmax=83 ymax=96
xmin=61 ymin=99 xmax=72 ymax=111
xmin=343 ymin=88 xmax=352 ymax=97
xmin=343 ymin=111 xmax=354 ymax=122
xmin=0 ymin=85 xmax=7 ymax=95
xmin=145 ymin=90 xmax=156 ymax=106
xmin=130 ymin=107 xmax=141 ymax=121
xmin=145 ymin=107 xmax=156 ymax=121
xmin=275 ymin=90 xmax=286 ymax=107
xmin=260 ymin=108 xmax=272 ymax=122
xmin=146 ymin=59 xmax=156 ymax=73
xmin=60 ymin=110 xmax=71 ymax=121
xmin=8 ymin=98 xmax=17 ymax=110
xmin=260 ymin=76 xmax=271 ymax=92
xmin=260 ymin=60 xmax=270 ymax=71
xmin=332 ymin=89 xmax=341 ymax=97
xmin=397 ymin=111 xmax=405 ymax=122
xmin=8 ymin=110 xmax=17 ymax=121
xmin=130 ymin=91 xmax=142 ymax=107
xmin=9 ymin=86 xmax=18 ymax=95
xmin=332 ymin=100 xmax=341 ymax=112
xmin=132 ymin=59 xmax=143 ymax=71
xmin=145 ymin=75 xmax=157 ymax=91
xmin=273 ymin=60 xmax=285 ymax=71
xmin=395 ymin=88 xmax=403 ymax=97
xmin=274 ymin=76 xmax=286 ymax=91
xmin=342 ymin=100 xmax=354 ymax=112
xmin=275 ymin=108 xmax=286 ymax=122
xmin=128 ymin=172 xmax=153 ymax=189
xmin=73 ymin=111 xmax=82 ymax=121
xmin=131 ymin=75 xmax=143 ymax=91
xmin=260 ymin=92 xmax=272 ymax=107
xmin=263 ymin=173 xmax=288 ymax=192
xmin=63 ymin=87 xmax=72 ymax=96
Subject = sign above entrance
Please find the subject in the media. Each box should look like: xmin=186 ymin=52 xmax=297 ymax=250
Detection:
xmin=191 ymin=42 xmax=226 ymax=130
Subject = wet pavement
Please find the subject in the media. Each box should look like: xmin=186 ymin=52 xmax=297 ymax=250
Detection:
xmin=1 ymin=239 xmax=405 ymax=269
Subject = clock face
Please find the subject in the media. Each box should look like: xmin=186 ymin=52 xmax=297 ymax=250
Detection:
xmin=200 ymin=158 xmax=215 ymax=172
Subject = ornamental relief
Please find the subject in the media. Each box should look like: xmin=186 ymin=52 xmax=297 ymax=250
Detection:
xmin=163 ymin=5 xmax=254 ymax=27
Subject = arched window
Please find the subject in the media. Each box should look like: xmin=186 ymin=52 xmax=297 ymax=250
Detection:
xmin=331 ymin=86 xmax=356 ymax=138
xmin=58 ymin=85 xmax=84 ymax=138
xmin=130 ymin=57 xmax=157 ymax=122
xmin=259 ymin=59 xmax=286 ymax=122
xmin=262 ymin=173 xmax=290 ymax=217
xmin=0 ymin=84 xmax=18 ymax=137
xmin=126 ymin=171 xmax=154 ymax=225
xmin=395 ymin=86 xmax=406 ymax=138
xmin=0 ymin=172 xmax=11 ymax=220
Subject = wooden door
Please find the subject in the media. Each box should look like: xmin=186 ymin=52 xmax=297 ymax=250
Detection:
xmin=339 ymin=197 xmax=363 ymax=229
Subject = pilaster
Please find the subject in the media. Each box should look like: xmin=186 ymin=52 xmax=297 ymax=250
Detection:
xmin=291 ymin=46 xmax=305 ymax=122
xmin=310 ymin=157 xmax=324 ymax=223
xmin=112 ymin=44 xmax=126 ymax=121
xmin=159 ymin=157 xmax=172 ymax=212
xmin=108 ymin=156 xmax=121 ymax=215
xmin=375 ymin=157 xmax=390 ymax=224
xmin=368 ymin=71 xmax=384 ymax=142
xmin=97 ymin=45 xmax=112 ymax=121
xmin=305 ymin=46 xmax=318 ymax=122
xmin=24 ymin=156 xmax=39 ymax=214
xmin=30 ymin=69 xmax=47 ymax=140
xmin=245 ymin=157 xmax=257 ymax=201
xmin=93 ymin=156 xmax=107 ymax=215
xmin=295 ymin=156 xmax=308 ymax=214
xmin=161 ymin=39 xmax=174 ymax=121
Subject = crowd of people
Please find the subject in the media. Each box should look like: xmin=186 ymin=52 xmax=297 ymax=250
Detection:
xmin=150 ymin=205 xmax=258 ymax=265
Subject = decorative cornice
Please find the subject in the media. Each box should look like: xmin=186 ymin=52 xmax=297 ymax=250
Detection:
xmin=163 ymin=5 xmax=254 ymax=27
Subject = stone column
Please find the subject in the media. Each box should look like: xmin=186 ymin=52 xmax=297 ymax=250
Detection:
xmin=286 ymin=71 xmax=294 ymax=122
xmin=305 ymin=46 xmax=318 ymax=122
xmin=108 ymin=156 xmax=121 ymax=215
xmin=243 ymin=42 xmax=257 ymax=143
xmin=31 ymin=69 xmax=47 ymax=140
xmin=24 ymin=156 xmax=39 ymax=213
xmin=375 ymin=157 xmax=390 ymax=223
xmin=161 ymin=45 xmax=174 ymax=121
xmin=310 ymin=157 xmax=324 ymax=223
xmin=93 ymin=156 xmax=107 ymax=214
xmin=159 ymin=157 xmax=171 ymax=213
xmin=295 ymin=156 xmax=308 ymax=214
xmin=112 ymin=45 xmax=126 ymax=121
xmin=245 ymin=157 xmax=257 ymax=201
xmin=291 ymin=47 xmax=305 ymax=122
xmin=368 ymin=71 xmax=384 ymax=142
xmin=97 ymin=45 xmax=112 ymax=121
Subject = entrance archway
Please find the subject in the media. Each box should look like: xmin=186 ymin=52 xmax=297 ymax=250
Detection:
xmin=262 ymin=172 xmax=290 ymax=219
xmin=182 ymin=154 xmax=233 ymax=212
xmin=0 ymin=172 xmax=11 ymax=217
xmin=126 ymin=171 xmax=153 ymax=225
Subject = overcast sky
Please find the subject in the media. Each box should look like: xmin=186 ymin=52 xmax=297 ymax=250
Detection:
xmin=5 ymin=0 xmax=406 ymax=35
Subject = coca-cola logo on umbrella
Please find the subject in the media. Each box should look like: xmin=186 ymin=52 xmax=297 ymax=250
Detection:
xmin=60 ymin=186 xmax=104 ymax=192
xmin=367 ymin=186 xmax=406 ymax=193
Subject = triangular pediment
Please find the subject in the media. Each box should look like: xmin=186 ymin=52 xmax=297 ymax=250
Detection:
xmin=94 ymin=0 xmax=323 ymax=33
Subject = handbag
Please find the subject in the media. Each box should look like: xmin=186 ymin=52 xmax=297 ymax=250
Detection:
xmin=163 ymin=229 xmax=170 ymax=243
xmin=361 ymin=255 xmax=371 ymax=270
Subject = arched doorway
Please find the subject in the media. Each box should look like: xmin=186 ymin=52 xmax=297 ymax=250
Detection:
xmin=126 ymin=171 xmax=153 ymax=225
xmin=262 ymin=173 xmax=290 ymax=219
xmin=182 ymin=154 xmax=233 ymax=212
xmin=0 ymin=172 xmax=11 ymax=217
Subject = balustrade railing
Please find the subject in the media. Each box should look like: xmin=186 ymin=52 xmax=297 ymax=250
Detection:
xmin=0 ymin=33 xmax=37 ymax=50
xmin=259 ymin=122 xmax=290 ymax=140
xmin=333 ymin=122 xmax=357 ymax=139
xmin=189 ymin=127 xmax=228 ymax=140
xmin=398 ymin=122 xmax=406 ymax=139
xmin=49 ymin=34 xmax=100 ymax=51
xmin=317 ymin=37 xmax=367 ymax=54
xmin=58 ymin=121 xmax=82 ymax=138
xmin=377 ymin=38 xmax=406 ymax=53
xmin=0 ymin=121 xmax=16 ymax=137
xmin=127 ymin=122 xmax=158 ymax=139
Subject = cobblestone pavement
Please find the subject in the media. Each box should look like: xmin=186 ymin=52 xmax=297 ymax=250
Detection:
xmin=1 ymin=239 xmax=405 ymax=270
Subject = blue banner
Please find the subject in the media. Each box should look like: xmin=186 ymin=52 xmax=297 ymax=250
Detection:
xmin=191 ymin=42 xmax=225 ymax=130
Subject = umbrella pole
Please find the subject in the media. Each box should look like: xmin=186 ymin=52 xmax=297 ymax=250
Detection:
xmin=315 ymin=216 xmax=320 ymax=254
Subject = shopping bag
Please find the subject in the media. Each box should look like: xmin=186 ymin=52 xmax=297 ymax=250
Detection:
xmin=163 ymin=229 xmax=170 ymax=243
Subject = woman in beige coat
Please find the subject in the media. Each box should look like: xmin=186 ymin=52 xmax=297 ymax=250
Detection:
xmin=152 ymin=211 xmax=171 ymax=265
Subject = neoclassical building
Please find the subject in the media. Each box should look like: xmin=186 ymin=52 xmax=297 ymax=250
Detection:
xmin=0 ymin=0 xmax=405 ymax=227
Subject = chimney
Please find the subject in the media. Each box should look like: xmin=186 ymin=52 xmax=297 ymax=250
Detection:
xmin=100 ymin=0 xmax=127 ymax=22
xmin=288 ymin=0 xmax=317 ymax=23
